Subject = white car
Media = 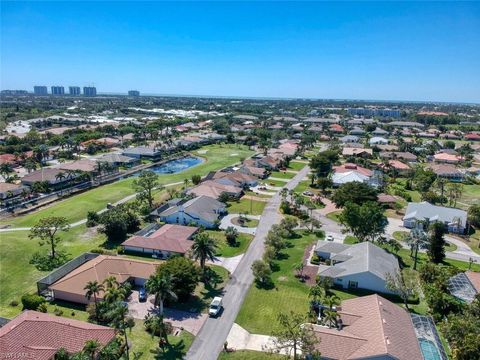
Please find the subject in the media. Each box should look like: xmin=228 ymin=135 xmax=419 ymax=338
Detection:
xmin=326 ymin=235 xmax=334 ymax=242
xmin=209 ymin=296 xmax=223 ymax=317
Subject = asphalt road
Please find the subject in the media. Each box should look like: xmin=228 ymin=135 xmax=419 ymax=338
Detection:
xmin=186 ymin=165 xmax=311 ymax=360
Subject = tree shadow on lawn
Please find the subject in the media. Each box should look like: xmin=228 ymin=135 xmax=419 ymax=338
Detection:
xmin=151 ymin=339 xmax=188 ymax=360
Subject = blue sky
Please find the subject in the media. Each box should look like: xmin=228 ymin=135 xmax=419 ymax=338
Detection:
xmin=1 ymin=1 xmax=479 ymax=103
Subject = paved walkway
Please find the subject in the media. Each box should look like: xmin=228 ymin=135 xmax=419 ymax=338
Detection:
xmin=186 ymin=165 xmax=311 ymax=360
xmin=208 ymin=254 xmax=244 ymax=274
xmin=225 ymin=323 xmax=284 ymax=354
xmin=219 ymin=214 xmax=261 ymax=235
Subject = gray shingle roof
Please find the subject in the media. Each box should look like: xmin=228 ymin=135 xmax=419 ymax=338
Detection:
xmin=318 ymin=242 xmax=399 ymax=280
xmin=404 ymin=202 xmax=467 ymax=227
xmin=159 ymin=195 xmax=226 ymax=223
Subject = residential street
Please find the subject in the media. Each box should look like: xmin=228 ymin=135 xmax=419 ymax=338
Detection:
xmin=185 ymin=165 xmax=310 ymax=360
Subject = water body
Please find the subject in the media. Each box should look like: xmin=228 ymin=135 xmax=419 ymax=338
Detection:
xmin=150 ymin=156 xmax=203 ymax=174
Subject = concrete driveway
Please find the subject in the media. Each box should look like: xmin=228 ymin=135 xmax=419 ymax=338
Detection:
xmin=219 ymin=213 xmax=261 ymax=235
xmin=127 ymin=290 xmax=208 ymax=336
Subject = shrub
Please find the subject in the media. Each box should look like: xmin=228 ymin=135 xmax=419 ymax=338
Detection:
xmin=86 ymin=211 xmax=99 ymax=227
xmin=9 ymin=300 xmax=19 ymax=307
xmin=37 ymin=303 xmax=48 ymax=313
xmin=53 ymin=307 xmax=64 ymax=316
xmin=21 ymin=293 xmax=46 ymax=310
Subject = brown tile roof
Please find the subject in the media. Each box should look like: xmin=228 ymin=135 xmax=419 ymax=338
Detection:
xmin=342 ymin=148 xmax=373 ymax=156
xmin=434 ymin=153 xmax=463 ymax=163
xmin=21 ymin=168 xmax=65 ymax=184
xmin=313 ymin=295 xmax=422 ymax=360
xmin=377 ymin=194 xmax=399 ymax=203
xmin=382 ymin=160 xmax=411 ymax=171
xmin=466 ymin=271 xmax=480 ymax=292
xmin=59 ymin=159 xmax=97 ymax=173
xmin=49 ymin=255 xmax=158 ymax=300
xmin=0 ymin=310 xmax=115 ymax=360
xmin=213 ymin=171 xmax=257 ymax=184
xmin=122 ymin=224 xmax=198 ymax=254
xmin=241 ymin=165 xmax=266 ymax=177
xmin=426 ymin=163 xmax=462 ymax=176
xmin=0 ymin=182 xmax=22 ymax=193
xmin=0 ymin=153 xmax=16 ymax=165
xmin=187 ymin=180 xmax=242 ymax=199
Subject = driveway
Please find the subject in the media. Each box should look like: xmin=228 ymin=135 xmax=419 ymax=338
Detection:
xmin=127 ymin=290 xmax=207 ymax=336
xmin=186 ymin=165 xmax=311 ymax=360
xmin=207 ymin=254 xmax=244 ymax=273
xmin=219 ymin=213 xmax=261 ymax=235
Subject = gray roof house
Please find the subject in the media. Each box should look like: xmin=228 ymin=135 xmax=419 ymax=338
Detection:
xmin=151 ymin=195 xmax=226 ymax=229
xmin=122 ymin=146 xmax=162 ymax=160
xmin=339 ymin=135 xmax=359 ymax=144
xmin=403 ymin=201 xmax=468 ymax=234
xmin=372 ymin=127 xmax=389 ymax=136
xmin=315 ymin=241 xmax=400 ymax=294
xmin=95 ymin=153 xmax=140 ymax=167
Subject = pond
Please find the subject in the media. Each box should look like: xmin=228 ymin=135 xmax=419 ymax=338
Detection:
xmin=150 ymin=156 xmax=203 ymax=174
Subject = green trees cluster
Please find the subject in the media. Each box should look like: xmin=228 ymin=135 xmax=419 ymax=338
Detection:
xmin=338 ymin=201 xmax=387 ymax=243
xmin=98 ymin=203 xmax=140 ymax=242
xmin=331 ymin=181 xmax=377 ymax=207
xmin=309 ymin=149 xmax=339 ymax=177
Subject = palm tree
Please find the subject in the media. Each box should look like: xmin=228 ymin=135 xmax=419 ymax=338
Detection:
xmin=406 ymin=227 xmax=428 ymax=270
xmin=0 ymin=163 xmax=13 ymax=179
xmin=108 ymin=304 xmax=134 ymax=360
xmin=323 ymin=309 xmax=338 ymax=328
xmin=103 ymin=275 xmax=119 ymax=289
xmin=145 ymin=313 xmax=171 ymax=348
xmin=84 ymin=280 xmax=104 ymax=321
xmin=83 ymin=339 xmax=101 ymax=360
xmin=183 ymin=178 xmax=189 ymax=189
xmin=308 ymin=285 xmax=324 ymax=304
xmin=323 ymin=294 xmax=340 ymax=310
xmin=280 ymin=188 xmax=288 ymax=200
xmin=434 ymin=177 xmax=447 ymax=203
xmin=103 ymin=286 xmax=126 ymax=304
xmin=191 ymin=232 xmax=218 ymax=273
xmin=145 ymin=274 xmax=177 ymax=316
xmin=55 ymin=172 xmax=67 ymax=194
xmin=166 ymin=187 xmax=178 ymax=200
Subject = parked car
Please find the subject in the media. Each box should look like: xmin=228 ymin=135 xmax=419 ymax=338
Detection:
xmin=209 ymin=296 xmax=223 ymax=317
xmin=303 ymin=191 xmax=314 ymax=196
xmin=326 ymin=235 xmax=334 ymax=242
xmin=139 ymin=288 xmax=147 ymax=302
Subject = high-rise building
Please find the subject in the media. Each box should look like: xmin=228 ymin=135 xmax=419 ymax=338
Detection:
xmin=33 ymin=86 xmax=48 ymax=95
xmin=83 ymin=87 xmax=97 ymax=97
xmin=128 ymin=90 xmax=140 ymax=96
xmin=69 ymin=86 xmax=81 ymax=96
xmin=51 ymin=86 xmax=65 ymax=95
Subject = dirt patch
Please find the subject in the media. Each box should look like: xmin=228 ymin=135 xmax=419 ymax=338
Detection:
xmin=278 ymin=276 xmax=288 ymax=282
xmin=79 ymin=226 xmax=100 ymax=241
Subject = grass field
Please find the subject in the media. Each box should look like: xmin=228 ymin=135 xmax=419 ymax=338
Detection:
xmin=288 ymin=161 xmax=307 ymax=171
xmin=457 ymin=184 xmax=480 ymax=210
xmin=227 ymin=198 xmax=267 ymax=216
xmin=207 ymin=230 xmax=254 ymax=258
xmin=236 ymin=230 xmax=320 ymax=334
xmin=1 ymin=144 xmax=254 ymax=228
xmin=269 ymin=171 xmax=296 ymax=179
xmin=264 ymin=179 xmax=289 ymax=188
xmin=0 ymin=225 xmax=106 ymax=318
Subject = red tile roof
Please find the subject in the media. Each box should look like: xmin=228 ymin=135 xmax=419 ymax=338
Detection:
xmin=313 ymin=295 xmax=422 ymax=360
xmin=122 ymin=224 xmax=198 ymax=253
xmin=333 ymin=163 xmax=373 ymax=177
xmin=0 ymin=311 xmax=116 ymax=359
xmin=466 ymin=271 xmax=480 ymax=292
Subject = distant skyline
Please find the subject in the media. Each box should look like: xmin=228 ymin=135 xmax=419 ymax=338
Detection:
xmin=1 ymin=1 xmax=479 ymax=103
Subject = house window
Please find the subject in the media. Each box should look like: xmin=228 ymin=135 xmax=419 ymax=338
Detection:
xmin=348 ymin=281 xmax=358 ymax=289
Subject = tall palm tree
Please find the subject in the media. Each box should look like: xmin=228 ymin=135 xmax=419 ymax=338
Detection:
xmin=308 ymin=285 xmax=324 ymax=304
xmin=323 ymin=309 xmax=338 ymax=328
xmin=83 ymin=339 xmax=101 ymax=360
xmin=103 ymin=286 xmax=126 ymax=304
xmin=434 ymin=177 xmax=448 ymax=203
xmin=108 ymin=304 xmax=134 ymax=360
xmin=84 ymin=280 xmax=104 ymax=321
xmin=191 ymin=232 xmax=217 ymax=270
xmin=183 ymin=178 xmax=189 ymax=189
xmin=145 ymin=274 xmax=177 ymax=316
xmin=145 ymin=313 xmax=171 ymax=347
xmin=103 ymin=275 xmax=119 ymax=289
xmin=55 ymin=172 xmax=67 ymax=194
xmin=406 ymin=227 xmax=428 ymax=270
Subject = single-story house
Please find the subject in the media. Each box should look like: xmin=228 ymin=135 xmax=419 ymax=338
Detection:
xmin=340 ymin=135 xmax=360 ymax=144
xmin=257 ymin=155 xmax=281 ymax=170
xmin=380 ymin=159 xmax=412 ymax=175
xmin=312 ymin=295 xmax=423 ymax=360
xmin=433 ymin=153 xmax=463 ymax=164
xmin=349 ymin=127 xmax=365 ymax=136
xmin=212 ymin=171 xmax=258 ymax=188
xmin=122 ymin=146 xmax=162 ymax=160
xmin=59 ymin=159 xmax=98 ymax=175
xmin=403 ymin=201 xmax=468 ymax=234
xmin=372 ymin=127 xmax=389 ymax=136
xmin=0 ymin=182 xmax=27 ymax=200
xmin=0 ymin=310 xmax=116 ymax=360
xmin=239 ymin=165 xmax=268 ymax=179
xmin=21 ymin=168 xmax=72 ymax=188
xmin=448 ymin=271 xmax=480 ymax=303
xmin=379 ymin=151 xmax=417 ymax=163
xmin=152 ymin=195 xmax=226 ymax=229
xmin=426 ymin=163 xmax=465 ymax=182
xmin=368 ymin=136 xmax=389 ymax=145
xmin=464 ymin=132 xmax=480 ymax=141
xmin=187 ymin=180 xmax=243 ymax=199
xmin=342 ymin=147 xmax=373 ymax=158
xmin=95 ymin=153 xmax=140 ymax=168
xmin=48 ymin=255 xmax=157 ymax=304
xmin=121 ymin=224 xmax=198 ymax=258
xmin=316 ymin=241 xmax=400 ymax=294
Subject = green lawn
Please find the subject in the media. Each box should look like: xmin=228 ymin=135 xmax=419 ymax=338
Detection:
xmin=326 ymin=210 xmax=342 ymax=223
xmin=457 ymin=184 xmax=480 ymax=210
xmin=244 ymin=191 xmax=273 ymax=198
xmin=218 ymin=351 xmax=287 ymax=360
xmin=392 ymin=231 xmax=457 ymax=251
xmin=269 ymin=171 xmax=296 ymax=180
xmin=227 ymin=198 xmax=266 ymax=216
xmin=170 ymin=265 xmax=229 ymax=313
xmin=264 ymin=179 xmax=289 ymax=188
xmin=1 ymin=144 xmax=254 ymax=228
xmin=0 ymin=225 xmax=106 ymax=318
xmin=208 ymin=230 xmax=254 ymax=258
xmin=343 ymin=235 xmax=359 ymax=244
xmin=236 ymin=230 xmax=321 ymax=334
xmin=288 ymin=161 xmax=307 ymax=171
xmin=129 ymin=320 xmax=194 ymax=360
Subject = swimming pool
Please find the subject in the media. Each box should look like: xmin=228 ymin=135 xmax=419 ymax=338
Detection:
xmin=419 ymin=339 xmax=442 ymax=360
xmin=150 ymin=156 xmax=203 ymax=174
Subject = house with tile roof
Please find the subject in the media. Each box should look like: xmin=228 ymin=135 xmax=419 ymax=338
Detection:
xmin=186 ymin=180 xmax=243 ymax=199
xmin=152 ymin=195 xmax=226 ymax=228
xmin=433 ymin=152 xmax=463 ymax=164
xmin=426 ymin=163 xmax=465 ymax=182
xmin=315 ymin=241 xmax=400 ymax=294
xmin=0 ymin=310 xmax=116 ymax=360
xmin=121 ymin=224 xmax=198 ymax=258
xmin=48 ymin=255 xmax=157 ymax=304
xmin=312 ymin=294 xmax=423 ymax=360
